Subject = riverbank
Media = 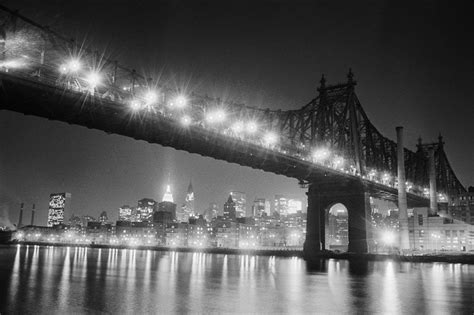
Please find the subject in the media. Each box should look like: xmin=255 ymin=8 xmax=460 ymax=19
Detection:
xmin=3 ymin=241 xmax=474 ymax=264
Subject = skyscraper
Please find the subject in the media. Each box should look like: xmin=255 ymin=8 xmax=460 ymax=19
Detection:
xmin=137 ymin=198 xmax=157 ymax=222
xmin=223 ymin=195 xmax=236 ymax=221
xmin=47 ymin=193 xmax=71 ymax=227
xmin=158 ymin=184 xmax=177 ymax=221
xmin=99 ymin=211 xmax=108 ymax=224
xmin=179 ymin=181 xmax=195 ymax=222
xmin=230 ymin=191 xmax=246 ymax=218
xmin=274 ymin=195 xmax=289 ymax=217
xmin=252 ymin=198 xmax=271 ymax=217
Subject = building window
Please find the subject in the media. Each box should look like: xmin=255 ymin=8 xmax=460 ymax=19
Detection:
xmin=418 ymin=214 xmax=423 ymax=226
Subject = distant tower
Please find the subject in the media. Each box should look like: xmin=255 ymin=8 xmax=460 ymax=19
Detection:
xmin=30 ymin=204 xmax=35 ymax=226
xmin=180 ymin=180 xmax=195 ymax=222
xmin=18 ymin=203 xmax=24 ymax=228
xmin=223 ymin=195 xmax=236 ymax=221
xmin=99 ymin=211 xmax=108 ymax=224
xmin=162 ymin=185 xmax=174 ymax=203
xmin=47 ymin=193 xmax=71 ymax=227
xmin=137 ymin=198 xmax=157 ymax=222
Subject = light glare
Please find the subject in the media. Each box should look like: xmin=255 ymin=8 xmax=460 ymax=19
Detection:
xmin=85 ymin=71 xmax=102 ymax=88
xmin=263 ymin=131 xmax=278 ymax=145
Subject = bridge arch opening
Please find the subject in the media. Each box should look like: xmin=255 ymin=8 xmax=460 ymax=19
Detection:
xmin=325 ymin=203 xmax=349 ymax=251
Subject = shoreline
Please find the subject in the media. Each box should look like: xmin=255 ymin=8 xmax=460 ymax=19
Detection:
xmin=2 ymin=242 xmax=473 ymax=264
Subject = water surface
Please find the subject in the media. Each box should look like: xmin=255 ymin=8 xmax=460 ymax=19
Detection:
xmin=0 ymin=245 xmax=472 ymax=313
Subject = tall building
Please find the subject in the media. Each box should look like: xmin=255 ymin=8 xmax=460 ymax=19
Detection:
xmin=252 ymin=198 xmax=271 ymax=217
xmin=179 ymin=181 xmax=195 ymax=222
xmin=230 ymin=191 xmax=246 ymax=218
xmin=158 ymin=184 xmax=177 ymax=221
xmin=223 ymin=195 xmax=236 ymax=221
xmin=47 ymin=192 xmax=71 ymax=227
xmin=137 ymin=198 xmax=157 ymax=222
xmin=274 ymin=195 xmax=289 ymax=217
xmin=118 ymin=205 xmax=133 ymax=221
xmin=287 ymin=199 xmax=303 ymax=215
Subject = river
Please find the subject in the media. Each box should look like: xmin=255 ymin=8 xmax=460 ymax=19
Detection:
xmin=0 ymin=245 xmax=472 ymax=313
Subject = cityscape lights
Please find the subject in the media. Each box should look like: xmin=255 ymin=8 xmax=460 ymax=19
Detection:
xmin=130 ymin=99 xmax=141 ymax=111
xmin=246 ymin=121 xmax=258 ymax=133
xmin=169 ymin=94 xmax=188 ymax=108
xmin=231 ymin=121 xmax=244 ymax=133
xmin=381 ymin=230 xmax=396 ymax=245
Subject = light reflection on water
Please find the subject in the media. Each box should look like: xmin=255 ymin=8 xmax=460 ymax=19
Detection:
xmin=0 ymin=245 xmax=473 ymax=314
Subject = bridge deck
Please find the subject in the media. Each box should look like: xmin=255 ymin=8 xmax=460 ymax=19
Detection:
xmin=0 ymin=73 xmax=429 ymax=207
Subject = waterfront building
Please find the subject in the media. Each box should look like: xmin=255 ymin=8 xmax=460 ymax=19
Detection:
xmin=166 ymin=222 xmax=188 ymax=246
xmin=449 ymin=187 xmax=474 ymax=224
xmin=408 ymin=207 xmax=474 ymax=251
xmin=215 ymin=221 xmax=238 ymax=248
xmin=47 ymin=192 xmax=71 ymax=227
xmin=230 ymin=191 xmax=246 ymax=218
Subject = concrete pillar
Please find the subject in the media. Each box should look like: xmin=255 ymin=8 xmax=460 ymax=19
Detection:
xmin=396 ymin=127 xmax=410 ymax=250
xmin=303 ymin=184 xmax=322 ymax=261
xmin=30 ymin=203 xmax=36 ymax=226
xmin=428 ymin=147 xmax=438 ymax=215
xmin=18 ymin=202 xmax=24 ymax=228
xmin=347 ymin=190 xmax=370 ymax=253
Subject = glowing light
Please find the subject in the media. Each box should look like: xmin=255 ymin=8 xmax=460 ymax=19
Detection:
xmin=381 ymin=230 xmax=396 ymax=245
xmin=206 ymin=109 xmax=227 ymax=123
xmin=333 ymin=156 xmax=344 ymax=167
xmin=67 ymin=59 xmax=81 ymax=72
xmin=85 ymin=71 xmax=102 ymax=88
xmin=180 ymin=115 xmax=192 ymax=126
xmin=263 ymin=131 xmax=278 ymax=146
xmin=231 ymin=121 xmax=244 ymax=133
xmin=247 ymin=121 xmax=258 ymax=133
xmin=0 ymin=59 xmax=25 ymax=69
xmin=169 ymin=94 xmax=188 ymax=108
xmin=312 ymin=148 xmax=330 ymax=161
xmin=144 ymin=90 xmax=158 ymax=104
xmin=130 ymin=99 xmax=141 ymax=111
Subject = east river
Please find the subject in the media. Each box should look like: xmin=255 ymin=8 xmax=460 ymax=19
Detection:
xmin=0 ymin=245 xmax=472 ymax=314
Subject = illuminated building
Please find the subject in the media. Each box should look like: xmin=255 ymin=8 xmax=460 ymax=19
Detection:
xmin=274 ymin=195 xmax=289 ymax=217
xmin=47 ymin=192 xmax=71 ymax=227
xmin=230 ymin=191 xmax=247 ymax=218
xmin=137 ymin=198 xmax=157 ymax=222
xmin=287 ymin=199 xmax=303 ymax=215
xmin=118 ymin=205 xmax=133 ymax=221
xmin=179 ymin=181 xmax=195 ymax=222
xmin=215 ymin=221 xmax=238 ymax=248
xmin=449 ymin=187 xmax=474 ymax=224
xmin=223 ymin=195 xmax=236 ymax=221
xmin=166 ymin=222 xmax=188 ymax=246
xmin=158 ymin=185 xmax=177 ymax=221
xmin=252 ymin=198 xmax=271 ymax=217
xmin=408 ymin=207 xmax=474 ymax=251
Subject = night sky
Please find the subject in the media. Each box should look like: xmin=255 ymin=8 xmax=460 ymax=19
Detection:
xmin=1 ymin=0 xmax=473 ymax=226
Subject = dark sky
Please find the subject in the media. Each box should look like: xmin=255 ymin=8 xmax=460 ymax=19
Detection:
xmin=1 ymin=0 xmax=473 ymax=225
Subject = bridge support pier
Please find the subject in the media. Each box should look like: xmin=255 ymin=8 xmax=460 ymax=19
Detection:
xmin=303 ymin=179 xmax=371 ymax=261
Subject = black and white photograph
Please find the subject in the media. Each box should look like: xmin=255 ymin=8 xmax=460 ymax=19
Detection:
xmin=0 ymin=0 xmax=473 ymax=313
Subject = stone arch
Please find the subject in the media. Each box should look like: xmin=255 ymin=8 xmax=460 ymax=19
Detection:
xmin=324 ymin=203 xmax=349 ymax=251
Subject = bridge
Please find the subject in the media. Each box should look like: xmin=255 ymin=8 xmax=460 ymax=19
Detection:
xmin=0 ymin=6 xmax=466 ymax=257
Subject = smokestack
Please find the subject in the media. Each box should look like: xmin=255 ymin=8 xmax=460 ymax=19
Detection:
xmin=18 ymin=202 xmax=24 ymax=228
xmin=30 ymin=204 xmax=35 ymax=226
xmin=396 ymin=127 xmax=410 ymax=250
xmin=428 ymin=147 xmax=438 ymax=215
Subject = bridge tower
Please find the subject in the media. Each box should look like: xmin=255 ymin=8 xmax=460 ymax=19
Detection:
xmin=304 ymin=177 xmax=371 ymax=259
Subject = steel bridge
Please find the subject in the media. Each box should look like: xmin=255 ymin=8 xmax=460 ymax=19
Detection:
xmin=0 ymin=6 xmax=466 ymax=256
